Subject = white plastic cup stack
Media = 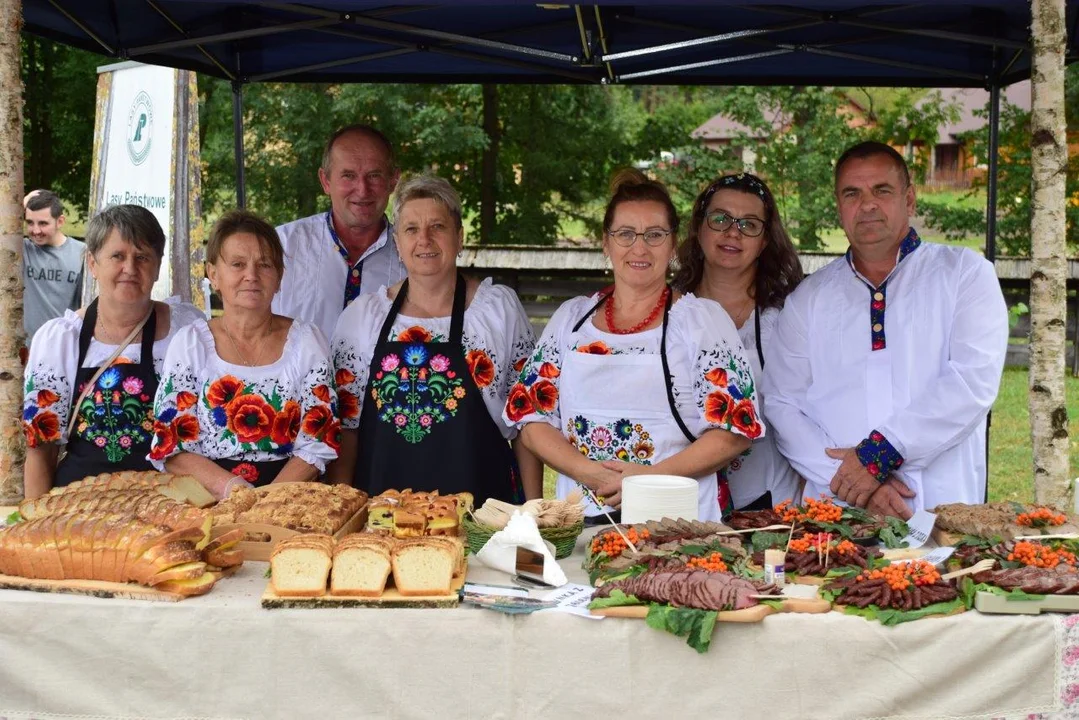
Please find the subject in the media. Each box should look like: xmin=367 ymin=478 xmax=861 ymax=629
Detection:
xmin=621 ymin=475 xmax=699 ymax=524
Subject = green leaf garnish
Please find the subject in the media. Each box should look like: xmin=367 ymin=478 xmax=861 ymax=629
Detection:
xmin=645 ymin=603 xmax=719 ymax=653
xmin=587 ymin=589 xmax=643 ymax=610
xmin=4 ymin=510 xmax=22 ymax=525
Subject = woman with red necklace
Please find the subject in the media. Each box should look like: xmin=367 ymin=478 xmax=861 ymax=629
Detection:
xmin=505 ymin=169 xmax=764 ymax=522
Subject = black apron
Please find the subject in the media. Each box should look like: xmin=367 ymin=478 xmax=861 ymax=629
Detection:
xmin=354 ymin=273 xmax=522 ymax=505
xmin=55 ymin=300 xmax=159 ymax=487
xmin=213 ymin=457 xmax=289 ymax=488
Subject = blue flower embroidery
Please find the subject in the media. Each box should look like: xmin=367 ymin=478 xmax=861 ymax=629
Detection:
xmin=159 ymin=407 xmax=177 ymax=423
xmin=98 ymin=368 xmax=122 ymax=390
xmin=728 ymin=384 xmax=744 ymax=401
xmin=404 ymin=345 xmax=428 ymax=367
xmin=573 ymin=416 xmax=590 ymax=435
xmin=212 ymin=406 xmax=228 ymax=427
xmin=615 ymin=419 xmax=634 ymax=439
xmin=23 ymin=406 xmax=37 ymax=421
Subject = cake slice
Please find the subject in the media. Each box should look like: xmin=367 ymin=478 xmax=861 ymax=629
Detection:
xmin=270 ymin=534 xmax=334 ymax=597
xmin=391 ymin=540 xmax=455 ymax=596
xmin=392 ymin=508 xmax=426 ymax=538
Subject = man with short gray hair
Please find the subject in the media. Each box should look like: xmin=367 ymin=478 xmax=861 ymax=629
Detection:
xmin=273 ymin=124 xmax=408 ymax=338
xmin=23 ymin=190 xmax=85 ymax=341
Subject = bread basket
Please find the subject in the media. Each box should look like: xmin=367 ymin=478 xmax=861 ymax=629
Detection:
xmin=462 ymin=516 xmax=584 ymax=559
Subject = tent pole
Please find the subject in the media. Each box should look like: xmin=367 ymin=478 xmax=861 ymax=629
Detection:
xmin=984 ymin=81 xmax=1001 ymax=503
xmin=986 ymin=83 xmax=1001 ymax=262
xmin=232 ymin=80 xmax=246 ymax=209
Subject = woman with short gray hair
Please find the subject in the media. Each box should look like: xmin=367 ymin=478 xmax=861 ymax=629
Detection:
xmin=22 ymin=204 xmax=202 ymax=497
xmin=327 ymin=174 xmax=542 ymax=503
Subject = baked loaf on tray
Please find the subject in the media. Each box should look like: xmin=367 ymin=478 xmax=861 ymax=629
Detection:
xmin=270 ymin=533 xmax=464 ymax=598
xmin=210 ymin=483 xmax=368 ymax=535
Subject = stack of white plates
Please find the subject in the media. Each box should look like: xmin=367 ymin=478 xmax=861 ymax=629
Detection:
xmin=620 ymin=475 xmax=698 ymax=524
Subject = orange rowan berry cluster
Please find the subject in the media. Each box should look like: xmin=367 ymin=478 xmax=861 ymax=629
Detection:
xmin=775 ymin=496 xmax=843 ymax=524
xmin=1017 ymin=507 xmax=1067 ymax=528
xmin=856 ymin=560 xmax=941 ymax=592
xmin=1007 ymin=541 xmax=1077 ymax=569
xmin=590 ymin=527 xmax=650 ymax=559
xmin=685 ymin=552 xmax=728 ymax=572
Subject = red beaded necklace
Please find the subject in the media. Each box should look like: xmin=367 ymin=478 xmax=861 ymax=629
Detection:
xmin=605 ymin=287 xmax=670 ymax=334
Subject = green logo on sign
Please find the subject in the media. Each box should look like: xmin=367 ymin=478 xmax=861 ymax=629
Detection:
xmin=126 ymin=91 xmax=153 ymax=166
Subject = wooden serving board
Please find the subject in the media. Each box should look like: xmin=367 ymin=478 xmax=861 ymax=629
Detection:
xmin=212 ymin=502 xmax=368 ymax=562
xmin=974 ymin=589 xmax=1079 ymax=615
xmin=590 ymin=596 xmax=831 ymax=623
xmin=0 ymin=571 xmax=185 ymax=602
xmin=261 ymin=571 xmax=464 ymax=609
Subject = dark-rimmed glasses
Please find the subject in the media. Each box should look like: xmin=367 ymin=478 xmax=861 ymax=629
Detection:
xmin=607 ymin=228 xmax=672 ymax=247
xmin=706 ymin=211 xmax=765 ymax=237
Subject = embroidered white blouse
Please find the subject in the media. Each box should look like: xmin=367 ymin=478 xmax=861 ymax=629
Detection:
xmin=148 ymin=319 xmax=339 ymax=473
xmin=22 ymin=298 xmax=203 ymax=447
xmin=503 ymin=292 xmax=765 ymax=444
xmin=273 ymin=213 xmax=408 ymax=339
xmin=762 ymin=240 xmax=1008 ymax=511
xmin=330 ymin=278 xmax=535 ymax=439
xmin=727 ymin=306 xmax=802 ymax=509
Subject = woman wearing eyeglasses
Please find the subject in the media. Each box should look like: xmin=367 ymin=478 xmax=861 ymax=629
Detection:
xmin=505 ymin=169 xmax=764 ymax=522
xmin=673 ymin=173 xmax=804 ymax=511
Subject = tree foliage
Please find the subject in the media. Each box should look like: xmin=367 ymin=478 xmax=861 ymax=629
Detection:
xmin=22 ymin=37 xmax=101 ymax=217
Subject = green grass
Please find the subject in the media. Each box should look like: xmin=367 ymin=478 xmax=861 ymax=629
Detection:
xmin=540 ymin=367 xmax=1078 ymax=504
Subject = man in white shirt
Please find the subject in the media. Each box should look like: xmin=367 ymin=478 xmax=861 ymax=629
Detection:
xmin=273 ymin=125 xmax=407 ymax=337
xmin=764 ymin=141 xmax=1008 ymax=518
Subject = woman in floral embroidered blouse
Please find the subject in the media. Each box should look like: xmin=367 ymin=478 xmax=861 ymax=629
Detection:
xmin=503 ymin=169 xmax=764 ymax=522
xmin=149 ymin=210 xmax=339 ymax=499
xmin=672 ymin=172 xmax=804 ymax=511
xmin=22 ymin=205 xmax=203 ymax=498
xmin=327 ymin=174 xmax=540 ymax=503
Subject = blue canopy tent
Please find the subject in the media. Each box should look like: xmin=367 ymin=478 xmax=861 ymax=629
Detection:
xmin=18 ymin=1 xmax=1079 ymax=500
xmin=22 ymin=0 xmax=1076 ymax=261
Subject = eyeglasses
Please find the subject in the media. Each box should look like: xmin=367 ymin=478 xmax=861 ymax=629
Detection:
xmin=706 ymin=211 xmax=765 ymax=238
xmin=606 ymin=228 xmax=672 ymax=247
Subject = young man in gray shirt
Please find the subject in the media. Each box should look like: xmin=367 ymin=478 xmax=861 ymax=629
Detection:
xmin=23 ymin=190 xmax=85 ymax=342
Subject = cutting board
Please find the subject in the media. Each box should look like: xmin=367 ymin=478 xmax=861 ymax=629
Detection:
xmin=261 ymin=571 xmax=464 ymax=609
xmin=974 ymin=589 xmax=1079 ymax=615
xmin=590 ymin=596 xmax=831 ymax=623
xmin=0 ymin=572 xmax=186 ymax=602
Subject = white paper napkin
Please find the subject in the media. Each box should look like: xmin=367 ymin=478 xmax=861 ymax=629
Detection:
xmin=475 ymin=511 xmax=568 ymax=587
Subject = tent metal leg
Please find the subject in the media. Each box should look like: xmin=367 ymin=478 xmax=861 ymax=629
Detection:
xmin=984 ymin=81 xmax=1001 ymax=503
xmin=232 ymin=80 xmax=246 ymax=209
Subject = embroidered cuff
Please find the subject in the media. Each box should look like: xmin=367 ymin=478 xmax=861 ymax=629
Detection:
xmin=855 ymin=430 xmax=904 ymax=483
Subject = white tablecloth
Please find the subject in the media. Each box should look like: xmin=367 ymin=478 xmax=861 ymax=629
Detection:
xmin=0 ymin=534 xmax=1070 ymax=720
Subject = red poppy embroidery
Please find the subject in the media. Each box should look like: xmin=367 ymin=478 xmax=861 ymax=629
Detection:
xmin=226 ymin=394 xmax=275 ymax=444
xmin=173 ymin=414 xmax=200 ymax=443
xmin=704 ymin=367 xmax=729 ymax=387
xmin=149 ymin=419 xmax=178 ymax=460
xmin=529 ymin=379 xmax=559 ymax=414
xmin=730 ymin=399 xmax=762 ymax=439
xmin=301 ymin=405 xmax=334 ymax=438
xmin=176 ymin=391 xmax=198 ymax=412
xmin=335 ymin=368 xmax=357 ymax=386
xmin=35 ymin=389 xmax=59 ymax=408
xmin=396 ymin=326 xmax=432 ymax=343
xmin=576 ymin=341 xmax=611 ymax=355
xmin=538 ymin=362 xmax=561 ymax=379
xmin=271 ymin=400 xmax=301 ymax=446
xmin=337 ymin=389 xmax=360 ymax=420
xmin=704 ymin=391 xmax=735 ymax=426
xmin=505 ymin=384 xmax=536 ymax=423
xmin=466 ymin=349 xmax=495 ymax=388
xmin=231 ymin=463 xmax=259 ymax=483
xmin=207 ymin=375 xmax=245 ymax=408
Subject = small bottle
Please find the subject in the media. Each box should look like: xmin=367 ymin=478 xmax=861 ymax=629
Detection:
xmin=764 ymin=549 xmax=786 ymax=587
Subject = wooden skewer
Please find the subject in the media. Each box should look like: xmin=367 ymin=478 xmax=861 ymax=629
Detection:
xmin=578 ymin=483 xmax=638 ymax=554
xmin=785 ymin=522 xmax=797 ymax=552
xmin=824 ymin=533 xmax=831 ymax=568
xmin=713 ymin=524 xmax=792 ymax=536
xmin=1014 ymin=533 xmax=1079 ymax=541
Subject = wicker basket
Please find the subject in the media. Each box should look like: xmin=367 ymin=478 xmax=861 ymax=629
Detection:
xmin=462 ymin=516 xmax=585 ymax=559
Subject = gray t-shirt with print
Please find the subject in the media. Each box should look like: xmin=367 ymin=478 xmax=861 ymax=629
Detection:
xmin=23 ymin=236 xmax=85 ymax=341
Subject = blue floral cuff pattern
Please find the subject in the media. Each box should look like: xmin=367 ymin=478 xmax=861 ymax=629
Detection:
xmin=855 ymin=430 xmax=904 ymax=482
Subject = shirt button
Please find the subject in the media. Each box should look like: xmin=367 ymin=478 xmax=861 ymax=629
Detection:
xmin=873 ymin=292 xmax=884 ymax=301
xmin=873 ymin=323 xmax=883 ymax=332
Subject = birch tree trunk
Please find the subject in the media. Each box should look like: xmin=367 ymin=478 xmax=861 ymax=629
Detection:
xmin=1030 ymin=0 xmax=1071 ymax=507
xmin=0 ymin=0 xmax=25 ymax=504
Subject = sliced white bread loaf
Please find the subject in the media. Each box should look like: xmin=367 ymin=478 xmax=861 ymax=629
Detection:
xmin=270 ymin=534 xmax=333 ymax=597
xmin=330 ymin=544 xmax=392 ymax=597
xmin=391 ymin=541 xmax=455 ymax=596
